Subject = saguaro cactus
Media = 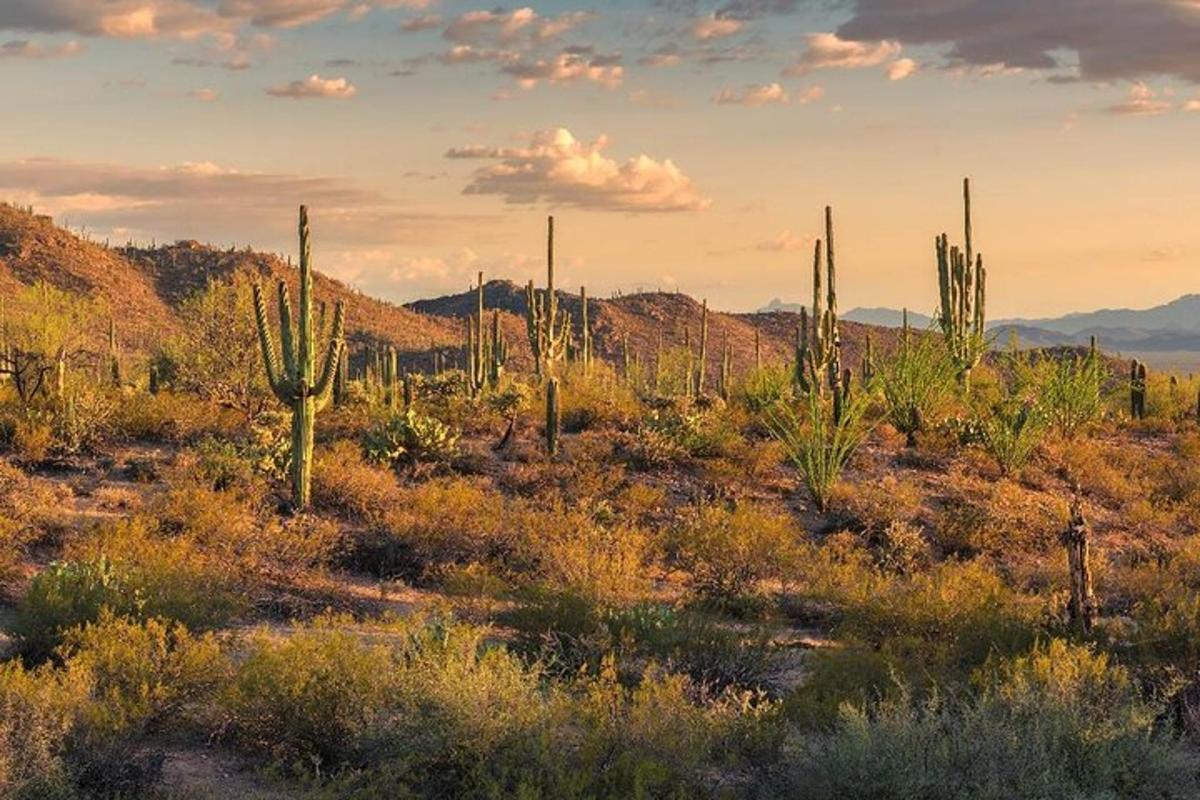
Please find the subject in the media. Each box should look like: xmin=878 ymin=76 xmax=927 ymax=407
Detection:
xmin=1130 ymin=359 xmax=1147 ymax=420
xmin=578 ymin=286 xmax=592 ymax=375
xmin=796 ymin=207 xmax=844 ymax=419
xmin=525 ymin=216 xmax=570 ymax=378
xmin=696 ymin=299 xmax=709 ymax=396
xmin=107 ymin=318 xmax=121 ymax=387
xmin=936 ymin=178 xmax=987 ymax=391
xmin=252 ymin=205 xmax=346 ymax=511
xmin=546 ymin=376 xmax=560 ymax=455
xmin=720 ymin=334 xmax=732 ymax=402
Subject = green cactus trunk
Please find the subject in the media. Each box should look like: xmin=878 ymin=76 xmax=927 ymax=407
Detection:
xmin=936 ymin=178 xmax=987 ymax=392
xmin=525 ymin=217 xmax=570 ymax=379
xmin=697 ymin=299 xmax=708 ymax=396
xmin=252 ymin=206 xmax=346 ymax=511
xmin=546 ymin=376 xmax=560 ymax=455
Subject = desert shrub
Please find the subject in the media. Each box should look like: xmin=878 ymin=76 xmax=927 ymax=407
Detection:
xmin=51 ymin=383 xmax=118 ymax=455
xmin=559 ymin=366 xmax=639 ymax=432
xmin=222 ymin=617 xmax=405 ymax=766
xmin=312 ymin=439 xmax=399 ymax=522
xmin=516 ymin=513 xmax=652 ymax=602
xmin=0 ymin=658 xmax=89 ymax=800
xmin=640 ymin=400 xmax=742 ymax=461
xmin=59 ymin=611 xmax=230 ymax=740
xmin=370 ymin=479 xmax=511 ymax=579
xmin=15 ymin=558 xmax=139 ymax=662
xmin=738 ymin=365 xmax=792 ymax=413
xmin=109 ymin=390 xmax=222 ymax=442
xmin=670 ymin=504 xmax=801 ymax=607
xmin=0 ymin=461 xmax=66 ymax=594
xmin=873 ymin=520 xmax=932 ymax=575
xmin=829 ymin=475 xmax=924 ymax=534
xmin=9 ymin=411 xmax=54 ymax=461
xmin=877 ymin=330 xmax=956 ymax=446
xmin=774 ymin=640 xmax=1193 ymax=800
xmin=364 ymin=408 xmax=459 ymax=467
xmin=766 ymin=389 xmax=873 ymax=511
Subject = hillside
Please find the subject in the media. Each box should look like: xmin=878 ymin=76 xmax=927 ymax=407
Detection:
xmin=0 ymin=203 xmax=462 ymax=361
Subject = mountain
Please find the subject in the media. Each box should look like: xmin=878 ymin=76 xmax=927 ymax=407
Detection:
xmin=761 ymin=300 xmax=934 ymax=330
xmin=992 ymin=295 xmax=1200 ymax=335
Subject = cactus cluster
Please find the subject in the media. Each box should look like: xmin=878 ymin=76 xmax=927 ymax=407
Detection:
xmin=465 ymin=272 xmax=508 ymax=396
xmin=936 ymin=178 xmax=988 ymax=391
xmin=251 ymin=206 xmax=347 ymax=511
xmin=525 ymin=216 xmax=570 ymax=379
xmin=796 ymin=207 xmax=850 ymax=420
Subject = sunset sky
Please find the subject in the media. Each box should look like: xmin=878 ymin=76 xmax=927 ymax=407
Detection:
xmin=2 ymin=1 xmax=1200 ymax=317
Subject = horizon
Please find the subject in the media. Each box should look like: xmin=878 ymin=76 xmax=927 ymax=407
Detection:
xmin=3 ymin=1 xmax=1199 ymax=316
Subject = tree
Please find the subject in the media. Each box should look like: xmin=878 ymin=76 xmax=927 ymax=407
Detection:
xmin=0 ymin=282 xmax=100 ymax=406
xmin=167 ymin=273 xmax=272 ymax=423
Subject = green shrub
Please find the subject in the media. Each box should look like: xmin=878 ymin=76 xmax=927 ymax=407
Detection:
xmin=364 ymin=408 xmax=459 ymax=467
xmin=0 ymin=659 xmax=88 ymax=799
xmin=766 ymin=389 xmax=873 ymax=511
xmin=877 ymin=330 xmax=956 ymax=447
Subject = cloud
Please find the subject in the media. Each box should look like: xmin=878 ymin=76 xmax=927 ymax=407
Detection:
xmin=1184 ymin=99 xmax=1200 ymax=112
xmin=836 ymin=0 xmax=1200 ymax=84
xmin=784 ymin=32 xmax=902 ymax=76
xmin=502 ymin=49 xmax=624 ymax=89
xmin=1105 ymin=82 xmax=1171 ymax=116
xmin=266 ymin=74 xmax=356 ymax=99
xmin=690 ymin=16 xmax=743 ymax=40
xmin=446 ymin=127 xmax=711 ymax=213
xmin=0 ymin=155 xmax=495 ymax=298
xmin=442 ymin=7 xmax=592 ymax=48
xmin=714 ymin=82 xmax=788 ymax=106
xmin=400 ymin=13 xmax=442 ymax=32
xmin=886 ymin=57 xmax=917 ymax=81
xmin=755 ymin=230 xmax=811 ymax=252
xmin=629 ymin=88 xmax=681 ymax=108
xmin=187 ymin=87 xmax=219 ymax=101
xmin=0 ymin=38 xmax=82 ymax=59
xmin=638 ymin=43 xmax=682 ymax=67
xmin=0 ymin=0 xmax=433 ymax=42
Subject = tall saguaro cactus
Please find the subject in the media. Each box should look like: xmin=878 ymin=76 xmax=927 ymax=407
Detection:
xmin=936 ymin=178 xmax=987 ymax=391
xmin=525 ymin=216 xmax=570 ymax=378
xmin=252 ymin=206 xmax=346 ymax=511
xmin=796 ymin=208 xmax=842 ymax=406
xmin=696 ymin=299 xmax=709 ymax=396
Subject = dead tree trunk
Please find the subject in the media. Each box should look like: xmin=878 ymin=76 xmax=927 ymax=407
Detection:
xmin=1062 ymin=497 xmax=1097 ymax=633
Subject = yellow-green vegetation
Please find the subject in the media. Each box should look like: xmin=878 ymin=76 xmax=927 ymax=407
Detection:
xmin=5 ymin=199 xmax=1200 ymax=800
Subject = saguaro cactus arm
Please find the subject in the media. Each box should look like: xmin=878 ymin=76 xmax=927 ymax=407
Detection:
xmin=252 ymin=282 xmax=288 ymax=397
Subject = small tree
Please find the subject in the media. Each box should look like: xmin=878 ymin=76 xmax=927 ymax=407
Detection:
xmin=0 ymin=282 xmax=99 ymax=406
xmin=168 ymin=273 xmax=272 ymax=423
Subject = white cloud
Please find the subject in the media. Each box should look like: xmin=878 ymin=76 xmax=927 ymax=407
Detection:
xmin=266 ymin=74 xmax=356 ymax=99
xmin=886 ymin=57 xmax=917 ymax=81
xmin=1105 ymin=82 xmax=1171 ymax=116
xmin=714 ymin=82 xmax=789 ymax=106
xmin=446 ymin=127 xmax=711 ymax=213
xmin=784 ymin=32 xmax=902 ymax=76
xmin=400 ymin=13 xmax=442 ymax=32
xmin=691 ymin=16 xmax=743 ymax=41
xmin=756 ymin=230 xmax=812 ymax=252
xmin=187 ymin=87 xmax=219 ymax=101
xmin=503 ymin=50 xmax=624 ymax=89
xmin=1183 ymin=99 xmax=1200 ymax=112
xmin=442 ymin=7 xmax=592 ymax=47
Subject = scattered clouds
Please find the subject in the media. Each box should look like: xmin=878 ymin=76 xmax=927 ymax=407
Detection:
xmin=400 ymin=13 xmax=443 ymax=33
xmin=442 ymin=7 xmax=592 ymax=48
xmin=446 ymin=127 xmax=711 ymax=213
xmin=266 ymin=73 xmax=356 ymax=99
xmin=1184 ymin=99 xmax=1200 ymax=112
xmin=0 ymin=38 xmax=82 ymax=59
xmin=187 ymin=87 xmax=218 ymax=101
xmin=1105 ymin=82 xmax=1171 ymax=116
xmin=784 ymin=32 xmax=902 ymax=76
xmin=502 ymin=47 xmax=624 ymax=89
xmin=836 ymin=0 xmax=1200 ymax=84
xmin=639 ymin=43 xmax=682 ymax=68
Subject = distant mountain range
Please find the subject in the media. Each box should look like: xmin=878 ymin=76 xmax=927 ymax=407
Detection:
xmin=762 ymin=295 xmax=1200 ymax=369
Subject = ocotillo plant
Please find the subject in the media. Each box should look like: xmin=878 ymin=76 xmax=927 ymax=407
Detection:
xmin=525 ymin=216 xmax=570 ymax=378
xmin=936 ymin=178 xmax=987 ymax=391
xmin=1130 ymin=359 xmax=1147 ymax=420
xmin=251 ymin=205 xmax=346 ymax=511
xmin=696 ymin=299 xmax=708 ymax=396
xmin=546 ymin=376 xmax=560 ymax=455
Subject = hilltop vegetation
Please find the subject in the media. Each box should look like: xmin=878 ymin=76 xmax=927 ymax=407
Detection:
xmin=3 ymin=194 xmax=1200 ymax=799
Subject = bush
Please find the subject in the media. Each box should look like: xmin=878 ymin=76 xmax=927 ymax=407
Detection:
xmin=670 ymin=504 xmax=801 ymax=607
xmin=877 ymin=330 xmax=956 ymax=447
xmin=0 ymin=659 xmax=88 ymax=799
xmin=773 ymin=640 xmax=1194 ymax=800
xmin=312 ymin=439 xmax=399 ymax=522
xmin=766 ymin=390 xmax=873 ymax=511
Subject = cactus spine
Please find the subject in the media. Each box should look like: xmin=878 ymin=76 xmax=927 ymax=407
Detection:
xmin=251 ymin=206 xmax=346 ymax=511
xmin=546 ymin=376 xmax=560 ymax=455
xmin=1130 ymin=359 xmax=1147 ymax=420
xmin=936 ymin=178 xmax=987 ymax=391
xmin=525 ymin=216 xmax=570 ymax=379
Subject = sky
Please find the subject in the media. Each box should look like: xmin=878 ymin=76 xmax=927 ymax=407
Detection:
xmin=2 ymin=1 xmax=1200 ymax=317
